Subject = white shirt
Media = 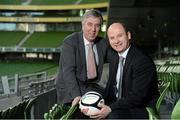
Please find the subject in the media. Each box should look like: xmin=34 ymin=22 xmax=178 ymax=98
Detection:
xmin=83 ymin=36 xmax=99 ymax=66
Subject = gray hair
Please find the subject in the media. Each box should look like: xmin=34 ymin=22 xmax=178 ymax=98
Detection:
xmin=82 ymin=9 xmax=103 ymax=25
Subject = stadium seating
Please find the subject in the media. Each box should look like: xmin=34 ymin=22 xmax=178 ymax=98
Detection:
xmin=147 ymin=97 xmax=180 ymax=120
xmin=146 ymin=82 xmax=170 ymax=120
xmin=0 ymin=0 xmax=179 ymax=119
xmin=22 ymin=32 xmax=72 ymax=48
xmin=44 ymin=104 xmax=70 ymax=119
xmin=44 ymin=104 xmax=77 ymax=120
xmin=146 ymin=59 xmax=180 ymax=120
xmin=24 ymin=97 xmax=36 ymax=119
xmin=0 ymin=31 xmax=27 ymax=46
xmin=60 ymin=105 xmax=78 ymax=119
xmin=0 ymin=98 xmax=36 ymax=119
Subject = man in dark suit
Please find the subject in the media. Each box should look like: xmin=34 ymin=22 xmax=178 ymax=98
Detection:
xmin=55 ymin=9 xmax=107 ymax=105
xmin=90 ymin=22 xmax=159 ymax=119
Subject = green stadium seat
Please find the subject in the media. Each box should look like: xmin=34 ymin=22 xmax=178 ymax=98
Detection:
xmin=166 ymin=66 xmax=174 ymax=73
xmin=6 ymin=105 xmax=19 ymax=119
xmin=146 ymin=107 xmax=158 ymax=120
xmin=171 ymin=66 xmax=178 ymax=73
xmin=146 ymin=82 xmax=170 ymax=120
xmin=164 ymin=73 xmax=180 ymax=94
xmin=0 ymin=98 xmax=36 ymax=119
xmin=60 ymin=105 xmax=78 ymax=119
xmin=24 ymin=97 xmax=36 ymax=119
xmin=1 ymin=108 xmax=11 ymax=119
xmin=12 ymin=100 xmax=27 ymax=119
xmin=44 ymin=104 xmax=73 ymax=119
xmin=171 ymin=99 xmax=180 ymax=120
xmin=158 ymin=66 xmax=168 ymax=73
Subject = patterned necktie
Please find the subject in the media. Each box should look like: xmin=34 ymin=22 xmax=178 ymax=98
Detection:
xmin=87 ymin=43 xmax=97 ymax=79
xmin=117 ymin=56 xmax=124 ymax=99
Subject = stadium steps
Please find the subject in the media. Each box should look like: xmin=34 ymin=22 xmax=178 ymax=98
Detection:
xmin=0 ymin=95 xmax=22 ymax=111
xmin=17 ymin=31 xmax=34 ymax=47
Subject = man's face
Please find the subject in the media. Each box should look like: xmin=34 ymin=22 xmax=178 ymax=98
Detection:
xmin=107 ymin=23 xmax=131 ymax=53
xmin=82 ymin=16 xmax=101 ymax=42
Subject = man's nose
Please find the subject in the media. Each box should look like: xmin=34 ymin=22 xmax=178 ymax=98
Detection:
xmin=92 ymin=25 xmax=96 ymax=31
xmin=114 ymin=38 xmax=119 ymax=43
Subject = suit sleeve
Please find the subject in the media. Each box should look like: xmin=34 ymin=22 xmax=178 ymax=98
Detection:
xmin=110 ymin=56 xmax=157 ymax=110
xmin=59 ymin=40 xmax=81 ymax=101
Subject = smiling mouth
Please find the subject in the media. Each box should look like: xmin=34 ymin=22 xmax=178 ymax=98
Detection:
xmin=115 ymin=43 xmax=122 ymax=47
xmin=90 ymin=34 xmax=96 ymax=38
xmin=90 ymin=33 xmax=95 ymax=36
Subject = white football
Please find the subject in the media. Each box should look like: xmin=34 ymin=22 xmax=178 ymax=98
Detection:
xmin=79 ymin=91 xmax=105 ymax=116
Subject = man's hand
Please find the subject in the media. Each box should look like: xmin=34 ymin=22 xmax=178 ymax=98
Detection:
xmin=71 ymin=96 xmax=81 ymax=106
xmin=89 ymin=104 xmax=112 ymax=119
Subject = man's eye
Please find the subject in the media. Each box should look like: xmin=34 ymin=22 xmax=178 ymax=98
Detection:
xmin=87 ymin=23 xmax=93 ymax=27
xmin=110 ymin=37 xmax=114 ymax=40
xmin=95 ymin=24 xmax=100 ymax=28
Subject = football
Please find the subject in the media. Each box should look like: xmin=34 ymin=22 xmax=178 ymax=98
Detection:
xmin=79 ymin=91 xmax=105 ymax=116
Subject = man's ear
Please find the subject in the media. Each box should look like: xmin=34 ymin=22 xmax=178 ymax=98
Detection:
xmin=127 ymin=31 xmax=131 ymax=40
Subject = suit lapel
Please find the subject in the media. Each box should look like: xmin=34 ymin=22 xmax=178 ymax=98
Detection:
xmin=105 ymin=51 xmax=119 ymax=99
xmin=110 ymin=51 xmax=119 ymax=85
xmin=96 ymin=39 xmax=103 ymax=68
xmin=123 ymin=44 xmax=135 ymax=78
xmin=78 ymin=32 xmax=86 ymax=69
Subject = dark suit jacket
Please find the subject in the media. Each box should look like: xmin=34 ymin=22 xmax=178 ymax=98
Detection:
xmin=56 ymin=31 xmax=108 ymax=104
xmin=104 ymin=43 xmax=159 ymax=111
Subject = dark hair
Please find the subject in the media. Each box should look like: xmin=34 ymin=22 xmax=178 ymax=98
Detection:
xmin=82 ymin=9 xmax=103 ymax=25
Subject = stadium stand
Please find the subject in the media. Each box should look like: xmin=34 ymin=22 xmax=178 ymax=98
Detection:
xmin=146 ymin=82 xmax=170 ymax=119
xmin=44 ymin=103 xmax=78 ymax=119
xmin=0 ymin=97 xmax=35 ymax=119
xmin=0 ymin=31 xmax=27 ymax=46
xmin=0 ymin=94 xmax=22 ymax=110
xmin=0 ymin=88 xmax=57 ymax=119
xmin=22 ymin=31 xmax=72 ymax=48
xmin=0 ymin=0 xmax=179 ymax=119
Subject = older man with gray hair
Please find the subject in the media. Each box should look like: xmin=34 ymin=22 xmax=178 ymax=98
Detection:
xmin=56 ymin=9 xmax=108 ymax=111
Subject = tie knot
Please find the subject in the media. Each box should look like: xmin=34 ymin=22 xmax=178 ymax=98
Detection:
xmin=87 ymin=42 xmax=94 ymax=48
xmin=119 ymin=56 xmax=124 ymax=62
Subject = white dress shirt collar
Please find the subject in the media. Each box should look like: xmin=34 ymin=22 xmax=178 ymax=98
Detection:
xmin=83 ymin=35 xmax=94 ymax=46
xmin=118 ymin=45 xmax=131 ymax=59
xmin=83 ymin=35 xmax=99 ymax=65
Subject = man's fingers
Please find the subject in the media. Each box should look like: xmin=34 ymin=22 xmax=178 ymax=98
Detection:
xmin=90 ymin=114 xmax=101 ymax=119
xmin=72 ymin=96 xmax=81 ymax=106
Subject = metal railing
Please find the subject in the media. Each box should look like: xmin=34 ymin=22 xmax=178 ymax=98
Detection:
xmin=0 ymin=47 xmax=61 ymax=53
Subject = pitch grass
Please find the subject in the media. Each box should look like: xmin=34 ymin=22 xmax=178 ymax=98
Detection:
xmin=0 ymin=60 xmax=58 ymax=77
